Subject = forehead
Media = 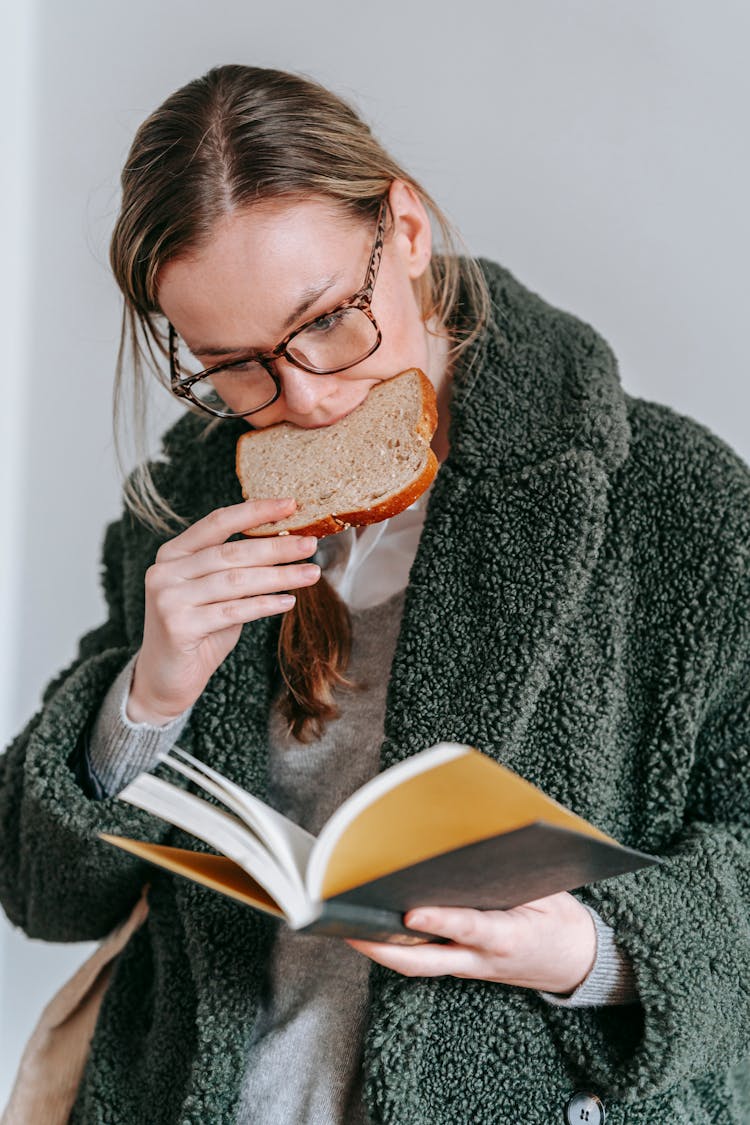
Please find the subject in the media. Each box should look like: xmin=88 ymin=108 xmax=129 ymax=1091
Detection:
xmin=156 ymin=197 xmax=367 ymax=334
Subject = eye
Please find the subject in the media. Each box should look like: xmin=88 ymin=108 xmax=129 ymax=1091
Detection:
xmin=308 ymin=310 xmax=348 ymax=334
xmin=209 ymin=357 xmax=267 ymax=376
xmin=221 ymin=361 xmax=257 ymax=373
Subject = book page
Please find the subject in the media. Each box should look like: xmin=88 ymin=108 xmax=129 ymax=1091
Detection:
xmin=306 ymin=742 xmax=463 ymax=900
xmin=116 ymin=773 xmax=309 ymax=921
xmin=161 ymin=746 xmax=314 ymax=891
xmin=307 ymin=743 xmax=620 ymax=901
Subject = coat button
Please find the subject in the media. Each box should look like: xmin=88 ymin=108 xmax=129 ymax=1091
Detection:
xmin=564 ymin=1090 xmax=606 ymax=1124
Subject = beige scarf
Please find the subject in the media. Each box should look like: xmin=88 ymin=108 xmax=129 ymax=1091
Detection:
xmin=1 ymin=886 xmax=150 ymax=1125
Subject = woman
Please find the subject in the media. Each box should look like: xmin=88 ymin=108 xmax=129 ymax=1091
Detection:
xmin=1 ymin=64 xmax=749 ymax=1124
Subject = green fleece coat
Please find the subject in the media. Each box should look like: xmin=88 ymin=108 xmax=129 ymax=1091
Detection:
xmin=2 ymin=258 xmax=750 ymax=1124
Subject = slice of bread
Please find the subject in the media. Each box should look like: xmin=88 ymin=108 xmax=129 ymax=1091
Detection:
xmin=235 ymin=367 xmax=439 ymax=538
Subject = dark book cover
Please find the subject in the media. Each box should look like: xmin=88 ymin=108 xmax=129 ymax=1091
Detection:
xmin=301 ymin=821 xmax=659 ymax=941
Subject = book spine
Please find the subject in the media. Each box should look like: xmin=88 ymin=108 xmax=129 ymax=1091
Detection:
xmin=296 ymin=902 xmax=448 ymax=945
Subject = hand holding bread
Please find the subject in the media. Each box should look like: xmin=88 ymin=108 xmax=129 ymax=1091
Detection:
xmin=127 ymin=498 xmax=321 ymax=725
xmin=128 ymin=368 xmax=439 ymax=726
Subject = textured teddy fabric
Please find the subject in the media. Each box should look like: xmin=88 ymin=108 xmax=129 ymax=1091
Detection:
xmin=2 ymin=257 xmax=750 ymax=1123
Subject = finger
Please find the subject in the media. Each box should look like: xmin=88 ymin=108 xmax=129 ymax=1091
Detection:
xmin=188 ymin=561 xmax=321 ymax=611
xmin=404 ymin=908 xmax=514 ymax=953
xmin=158 ymin=498 xmax=298 ymax=562
xmin=185 ymin=571 xmax=321 ymax=634
xmin=176 ymin=532 xmax=319 ymax=582
xmin=345 ymin=938 xmax=489 ymax=979
xmin=191 ymin=589 xmax=301 ymax=628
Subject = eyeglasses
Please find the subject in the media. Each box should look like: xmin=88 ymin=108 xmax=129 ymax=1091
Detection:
xmin=167 ymin=196 xmax=389 ymax=419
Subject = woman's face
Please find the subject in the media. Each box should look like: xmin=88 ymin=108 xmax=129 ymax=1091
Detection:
xmin=156 ymin=180 xmax=438 ymax=430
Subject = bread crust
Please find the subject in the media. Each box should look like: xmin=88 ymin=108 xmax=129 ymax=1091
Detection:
xmin=235 ymin=368 xmax=439 ymax=538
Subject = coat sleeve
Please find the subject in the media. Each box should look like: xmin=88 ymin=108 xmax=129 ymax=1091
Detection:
xmin=0 ymin=515 xmax=182 ymax=943
xmin=542 ymin=539 xmax=750 ymax=1101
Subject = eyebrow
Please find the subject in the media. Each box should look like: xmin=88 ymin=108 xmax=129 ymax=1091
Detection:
xmin=188 ymin=274 xmax=343 ymax=357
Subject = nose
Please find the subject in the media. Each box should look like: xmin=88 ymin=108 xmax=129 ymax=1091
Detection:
xmin=271 ymin=355 xmax=339 ymax=416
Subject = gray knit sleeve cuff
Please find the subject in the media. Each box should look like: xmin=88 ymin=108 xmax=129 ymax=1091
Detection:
xmin=87 ymin=651 xmax=193 ymax=797
xmin=536 ymin=902 xmax=639 ymax=1007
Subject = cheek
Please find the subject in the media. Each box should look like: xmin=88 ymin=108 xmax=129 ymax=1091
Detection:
xmin=241 ymin=399 xmax=290 ymax=428
xmin=384 ymin=320 xmax=429 ymax=373
xmin=374 ymin=287 xmax=427 ymax=364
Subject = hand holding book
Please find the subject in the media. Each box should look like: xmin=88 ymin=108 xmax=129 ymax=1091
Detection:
xmin=345 ymin=889 xmax=599 ymax=995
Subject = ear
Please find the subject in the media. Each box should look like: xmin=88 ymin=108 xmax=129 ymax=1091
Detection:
xmin=386 ymin=179 xmax=432 ymax=281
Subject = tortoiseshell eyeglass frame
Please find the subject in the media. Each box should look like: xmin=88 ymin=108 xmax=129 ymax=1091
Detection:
xmin=167 ymin=195 xmax=389 ymax=419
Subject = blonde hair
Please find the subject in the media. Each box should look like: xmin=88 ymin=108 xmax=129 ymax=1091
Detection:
xmin=109 ymin=64 xmax=491 ymax=742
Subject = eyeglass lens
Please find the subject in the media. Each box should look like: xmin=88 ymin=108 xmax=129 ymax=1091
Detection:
xmin=177 ymin=306 xmax=379 ymax=417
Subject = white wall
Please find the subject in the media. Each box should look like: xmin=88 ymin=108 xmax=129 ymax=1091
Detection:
xmin=2 ymin=0 xmax=749 ymax=1106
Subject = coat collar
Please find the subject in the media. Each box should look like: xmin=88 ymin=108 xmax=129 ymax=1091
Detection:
xmin=445 ymin=257 xmax=630 ymax=479
xmin=377 ymin=258 xmax=632 ymax=771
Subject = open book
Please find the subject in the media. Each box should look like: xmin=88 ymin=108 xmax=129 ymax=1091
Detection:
xmin=99 ymin=742 xmax=660 ymax=945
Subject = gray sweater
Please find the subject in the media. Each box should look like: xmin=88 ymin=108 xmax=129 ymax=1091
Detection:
xmin=85 ymin=588 xmax=637 ymax=1123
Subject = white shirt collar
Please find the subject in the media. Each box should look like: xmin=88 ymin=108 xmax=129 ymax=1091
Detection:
xmin=314 ymin=477 xmax=437 ymax=610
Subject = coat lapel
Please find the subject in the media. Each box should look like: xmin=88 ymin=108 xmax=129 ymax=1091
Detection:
xmin=379 ymin=259 xmax=631 ymax=776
